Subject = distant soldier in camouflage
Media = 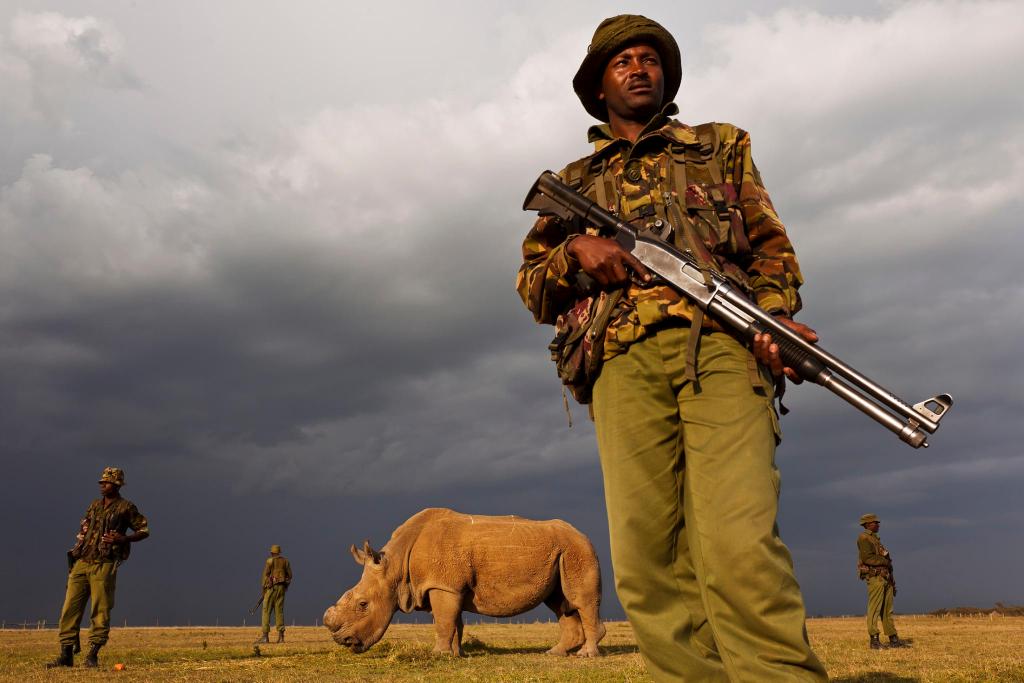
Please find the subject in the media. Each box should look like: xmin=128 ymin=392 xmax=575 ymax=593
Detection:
xmin=45 ymin=467 xmax=149 ymax=669
xmin=857 ymin=514 xmax=907 ymax=649
xmin=256 ymin=544 xmax=292 ymax=644
xmin=517 ymin=14 xmax=826 ymax=682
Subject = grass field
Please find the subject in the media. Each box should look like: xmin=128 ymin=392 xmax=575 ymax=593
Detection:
xmin=3 ymin=615 xmax=1023 ymax=681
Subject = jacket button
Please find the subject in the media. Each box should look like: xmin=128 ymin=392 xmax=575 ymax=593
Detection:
xmin=625 ymin=160 xmax=642 ymax=182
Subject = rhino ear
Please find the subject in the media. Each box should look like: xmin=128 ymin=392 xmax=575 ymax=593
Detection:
xmin=350 ymin=544 xmax=367 ymax=565
xmin=363 ymin=541 xmax=383 ymax=567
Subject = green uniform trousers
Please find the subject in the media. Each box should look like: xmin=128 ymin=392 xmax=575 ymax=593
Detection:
xmin=592 ymin=325 xmax=826 ymax=682
xmin=261 ymin=584 xmax=287 ymax=633
xmin=58 ymin=559 xmax=118 ymax=647
xmin=865 ymin=576 xmax=896 ymax=637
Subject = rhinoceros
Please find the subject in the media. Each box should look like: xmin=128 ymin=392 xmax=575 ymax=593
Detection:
xmin=323 ymin=507 xmax=605 ymax=657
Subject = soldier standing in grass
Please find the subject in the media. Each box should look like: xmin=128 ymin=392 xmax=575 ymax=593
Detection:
xmin=46 ymin=467 xmax=149 ymax=669
xmin=858 ymin=514 xmax=907 ymax=649
xmin=517 ymin=14 xmax=826 ymax=682
xmin=256 ymin=544 xmax=292 ymax=644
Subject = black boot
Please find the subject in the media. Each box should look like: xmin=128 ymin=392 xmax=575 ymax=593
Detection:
xmin=84 ymin=643 xmax=102 ymax=668
xmin=276 ymin=630 xmax=285 ymax=643
xmin=888 ymin=634 xmax=907 ymax=648
xmin=44 ymin=644 xmax=74 ymax=668
xmin=254 ymin=632 xmax=270 ymax=644
xmin=869 ymin=634 xmax=882 ymax=650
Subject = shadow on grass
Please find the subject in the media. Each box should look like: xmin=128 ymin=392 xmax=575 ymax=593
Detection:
xmin=833 ymin=675 xmax=919 ymax=683
xmin=461 ymin=640 xmax=639 ymax=657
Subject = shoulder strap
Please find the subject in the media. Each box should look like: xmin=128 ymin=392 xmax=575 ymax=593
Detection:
xmin=564 ymin=158 xmax=587 ymax=189
xmin=566 ymin=154 xmax=616 ymax=215
xmin=693 ymin=123 xmax=723 ymax=184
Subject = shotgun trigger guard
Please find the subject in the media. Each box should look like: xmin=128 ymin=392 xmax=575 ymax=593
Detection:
xmin=913 ymin=393 xmax=953 ymax=424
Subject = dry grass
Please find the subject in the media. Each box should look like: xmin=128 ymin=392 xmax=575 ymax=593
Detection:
xmin=2 ymin=615 xmax=1023 ymax=681
xmin=809 ymin=614 xmax=1024 ymax=682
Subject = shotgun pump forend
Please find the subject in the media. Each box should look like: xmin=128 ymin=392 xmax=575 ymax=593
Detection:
xmin=523 ymin=170 xmax=952 ymax=449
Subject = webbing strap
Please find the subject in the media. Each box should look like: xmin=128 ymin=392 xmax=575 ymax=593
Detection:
xmin=746 ymin=353 xmax=766 ymax=394
xmin=695 ymin=124 xmax=723 ymax=185
xmin=594 ymin=167 xmax=608 ymax=214
xmin=565 ymin=160 xmax=585 ymax=188
xmin=685 ymin=309 xmax=704 ymax=385
xmin=661 ymin=152 xmax=705 ymax=383
xmin=593 ymin=158 xmax=615 ymax=214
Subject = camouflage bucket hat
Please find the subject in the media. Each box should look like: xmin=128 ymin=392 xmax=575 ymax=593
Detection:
xmin=270 ymin=544 xmax=282 ymax=554
xmin=859 ymin=513 xmax=880 ymax=526
xmin=98 ymin=467 xmax=125 ymax=487
xmin=573 ymin=14 xmax=682 ymax=122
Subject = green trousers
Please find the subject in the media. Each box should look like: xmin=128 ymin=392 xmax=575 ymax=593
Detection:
xmin=261 ymin=584 xmax=287 ymax=633
xmin=58 ymin=559 xmax=118 ymax=647
xmin=866 ymin=576 xmax=896 ymax=637
xmin=592 ymin=325 xmax=826 ymax=682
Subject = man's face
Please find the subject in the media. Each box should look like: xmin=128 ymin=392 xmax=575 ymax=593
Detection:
xmin=867 ymin=521 xmax=880 ymax=532
xmin=99 ymin=481 xmax=119 ymax=497
xmin=598 ymin=43 xmax=665 ymax=123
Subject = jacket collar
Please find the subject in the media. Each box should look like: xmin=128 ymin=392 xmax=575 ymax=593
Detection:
xmin=586 ymin=103 xmax=699 ymax=156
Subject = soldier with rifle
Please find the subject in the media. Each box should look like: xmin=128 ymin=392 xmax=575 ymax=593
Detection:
xmin=517 ymin=11 xmax=955 ymax=679
xmin=857 ymin=514 xmax=907 ymax=649
xmin=516 ymin=14 xmax=828 ymax=681
xmin=255 ymin=544 xmax=291 ymax=643
xmin=45 ymin=467 xmax=149 ymax=669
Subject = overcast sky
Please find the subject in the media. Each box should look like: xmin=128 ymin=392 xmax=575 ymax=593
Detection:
xmin=2 ymin=0 xmax=1022 ymax=631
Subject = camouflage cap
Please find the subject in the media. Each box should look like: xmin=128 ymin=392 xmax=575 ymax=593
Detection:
xmin=859 ymin=513 xmax=880 ymax=526
xmin=573 ymin=14 xmax=682 ymax=122
xmin=98 ymin=467 xmax=125 ymax=487
xmin=270 ymin=544 xmax=282 ymax=554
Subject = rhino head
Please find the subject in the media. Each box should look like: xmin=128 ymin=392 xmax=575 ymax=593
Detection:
xmin=323 ymin=540 xmax=410 ymax=653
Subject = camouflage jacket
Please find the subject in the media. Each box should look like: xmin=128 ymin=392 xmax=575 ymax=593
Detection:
xmin=263 ymin=556 xmax=292 ymax=589
xmin=517 ymin=106 xmax=804 ymax=361
xmin=857 ymin=530 xmax=893 ymax=581
xmin=69 ymin=497 xmax=149 ymax=563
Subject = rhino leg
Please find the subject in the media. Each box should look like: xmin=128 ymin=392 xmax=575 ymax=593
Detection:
xmin=558 ymin=553 xmax=606 ymax=657
xmin=573 ymin=608 xmax=606 ymax=658
xmin=543 ymin=595 xmax=585 ymax=656
xmin=427 ymin=589 xmax=464 ymax=657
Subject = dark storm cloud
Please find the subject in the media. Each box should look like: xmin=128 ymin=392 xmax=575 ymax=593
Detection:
xmin=3 ymin=1 xmax=1023 ymax=628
